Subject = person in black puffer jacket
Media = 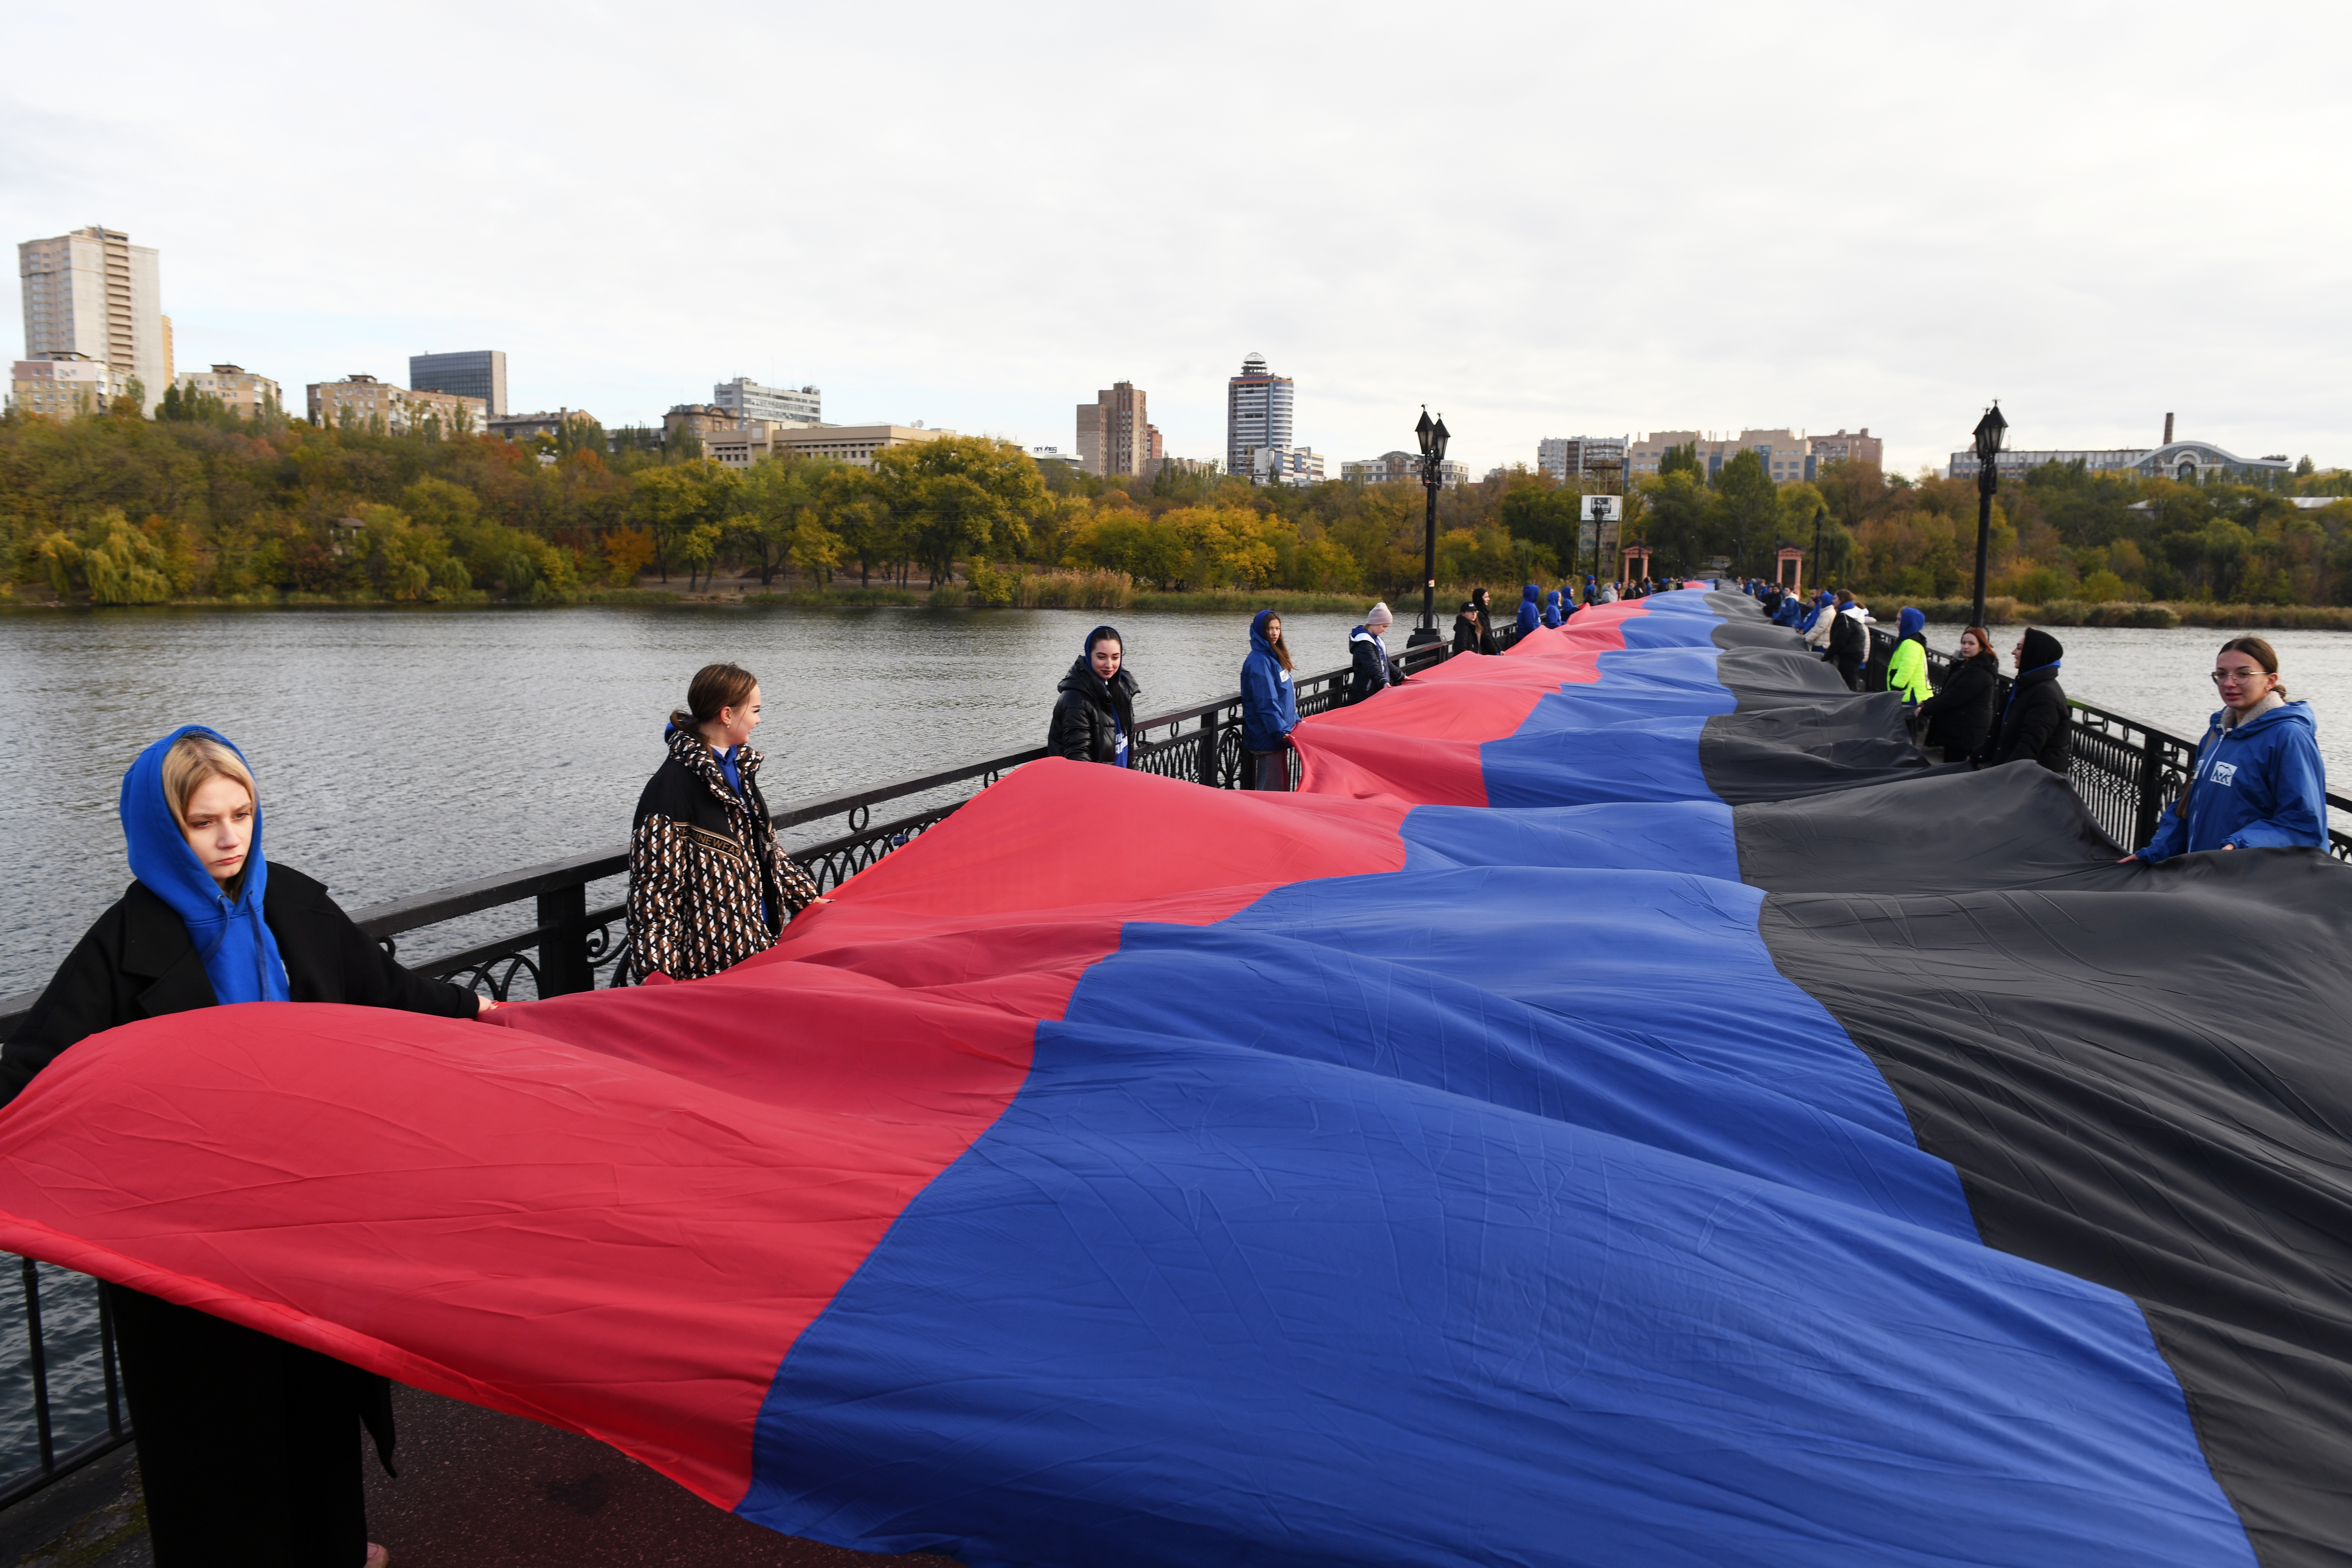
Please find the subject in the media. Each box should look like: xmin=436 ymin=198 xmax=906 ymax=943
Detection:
xmin=1975 ymin=626 xmax=2071 ymax=773
xmin=1915 ymin=624 xmax=2001 ymax=762
xmin=1048 ymin=624 xmax=1139 ymax=766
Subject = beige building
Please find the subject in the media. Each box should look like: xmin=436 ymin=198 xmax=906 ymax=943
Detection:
xmin=1342 ymin=451 xmax=1468 ymax=487
xmin=308 ymin=374 xmax=485 ymax=434
xmin=1076 ymin=382 xmax=1158 ymax=478
xmin=706 ymin=422 xmax=952 ymax=470
xmin=489 ymin=408 xmax=599 ymax=443
xmin=10 ymin=353 xmax=125 ymax=418
xmin=18 ymin=226 xmax=170 ymax=415
xmin=1628 ymin=428 xmax=1875 ymax=485
xmin=175 ymin=364 xmax=281 ymax=420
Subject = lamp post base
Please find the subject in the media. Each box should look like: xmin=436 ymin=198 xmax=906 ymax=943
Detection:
xmin=1406 ymin=627 xmax=1441 ymax=648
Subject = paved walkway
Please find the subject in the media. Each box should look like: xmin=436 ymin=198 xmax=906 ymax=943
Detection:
xmin=0 ymin=1386 xmax=960 ymax=1568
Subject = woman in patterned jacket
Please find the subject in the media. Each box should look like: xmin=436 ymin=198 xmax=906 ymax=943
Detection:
xmin=628 ymin=662 xmax=825 ymax=981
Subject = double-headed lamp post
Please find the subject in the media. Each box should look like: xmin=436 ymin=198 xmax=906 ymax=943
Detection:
xmin=1408 ymin=408 xmax=1451 ymax=647
xmin=1969 ymin=401 xmax=2008 ymax=630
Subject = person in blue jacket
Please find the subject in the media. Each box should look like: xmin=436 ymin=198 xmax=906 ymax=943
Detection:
xmin=1541 ymin=589 xmax=1564 ymax=628
xmin=1515 ymin=583 xmax=1543 ymax=635
xmin=1796 ymin=590 xmax=1831 ymax=635
xmin=1240 ymin=608 xmax=1300 ymax=791
xmin=2129 ymin=635 xmax=2328 ymax=862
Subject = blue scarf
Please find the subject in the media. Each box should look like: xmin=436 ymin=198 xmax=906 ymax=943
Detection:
xmin=122 ymin=726 xmax=290 ymax=1005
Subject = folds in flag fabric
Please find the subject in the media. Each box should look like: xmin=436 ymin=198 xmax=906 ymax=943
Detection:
xmin=2 ymin=588 xmax=2347 ymax=1567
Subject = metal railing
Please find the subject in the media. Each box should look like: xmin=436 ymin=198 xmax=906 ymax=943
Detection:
xmin=1866 ymin=625 xmax=2352 ymax=860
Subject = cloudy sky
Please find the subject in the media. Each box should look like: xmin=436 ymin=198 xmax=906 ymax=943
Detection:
xmin=6 ymin=1 xmax=2345 ymax=478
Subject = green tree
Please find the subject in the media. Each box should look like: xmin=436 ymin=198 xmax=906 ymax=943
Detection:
xmin=872 ymin=436 xmax=1047 ymax=586
xmin=631 ymin=461 xmax=739 ymax=582
xmin=1714 ymin=450 xmax=1778 ymax=575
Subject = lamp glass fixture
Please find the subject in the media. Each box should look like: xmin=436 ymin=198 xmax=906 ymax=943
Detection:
xmin=1972 ymin=402 xmax=2008 ymax=464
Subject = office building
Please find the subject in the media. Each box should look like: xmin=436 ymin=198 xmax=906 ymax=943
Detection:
xmin=1251 ymin=445 xmax=1325 ymax=487
xmin=703 ymin=421 xmax=952 ymax=470
xmin=308 ymin=374 xmax=485 ymax=434
xmin=664 ymin=404 xmax=747 ymax=446
xmin=1537 ymin=436 xmax=1628 ymax=485
xmin=488 ymin=408 xmax=598 ymax=443
xmin=409 ymin=351 xmax=508 ymax=418
xmin=1950 ymin=438 xmax=2293 ymax=485
xmin=1627 ymin=429 xmax=1864 ymax=484
xmin=1343 ymin=450 xmax=1469 ymax=488
xmin=174 ymin=364 xmax=281 ymax=420
xmin=1227 ymin=352 xmax=1296 ymax=480
xmin=1076 ymin=381 xmax=1158 ymax=478
xmin=1029 ymin=446 xmax=1081 ymax=470
xmin=18 ymin=226 xmax=169 ymax=414
xmin=714 ymin=376 xmax=821 ymax=426
xmin=9 ymin=353 xmax=125 ymax=418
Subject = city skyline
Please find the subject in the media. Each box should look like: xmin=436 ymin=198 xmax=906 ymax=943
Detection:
xmin=3 ymin=5 xmax=2344 ymax=477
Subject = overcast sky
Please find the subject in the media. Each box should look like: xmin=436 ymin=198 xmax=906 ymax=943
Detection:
xmin=6 ymin=1 xmax=2345 ymax=479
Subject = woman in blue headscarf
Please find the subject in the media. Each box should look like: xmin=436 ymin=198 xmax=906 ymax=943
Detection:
xmin=2 ymin=727 xmax=488 ymax=1568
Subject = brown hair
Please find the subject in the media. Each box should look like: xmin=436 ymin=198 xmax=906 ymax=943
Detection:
xmin=2219 ymin=635 xmax=2286 ymax=697
xmin=160 ymin=735 xmax=257 ymax=829
xmin=1961 ymin=625 xmax=1992 ymax=656
xmin=1263 ymin=615 xmax=1293 ymax=672
xmin=671 ymin=662 xmax=759 ymax=734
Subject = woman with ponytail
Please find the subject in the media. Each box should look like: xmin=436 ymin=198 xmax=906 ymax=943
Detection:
xmin=2130 ymin=635 xmax=2327 ymax=861
xmin=629 ymin=661 xmax=825 ymax=982
xmin=0 ymin=727 xmax=491 ymax=1568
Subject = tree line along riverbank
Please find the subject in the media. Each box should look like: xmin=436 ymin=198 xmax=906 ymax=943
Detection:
xmin=5 ymin=399 xmax=2349 ymax=617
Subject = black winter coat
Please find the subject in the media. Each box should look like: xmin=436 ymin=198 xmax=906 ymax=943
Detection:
xmin=1048 ymin=657 xmax=1139 ymax=765
xmin=0 ymin=863 xmax=478 ymax=1563
xmin=1917 ymin=651 xmax=2001 ymax=755
xmin=1347 ymin=630 xmax=1405 ymax=704
xmin=1 ymin=863 xmax=476 ymax=1104
xmin=1977 ymin=663 xmax=2072 ymax=773
xmin=1824 ymin=608 xmax=1869 ymax=666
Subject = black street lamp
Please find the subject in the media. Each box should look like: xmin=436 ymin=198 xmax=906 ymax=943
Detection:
xmin=1969 ymin=401 xmax=2008 ymax=629
xmin=1811 ymin=504 xmax=1825 ymax=594
xmin=1408 ymin=408 xmax=1451 ymax=647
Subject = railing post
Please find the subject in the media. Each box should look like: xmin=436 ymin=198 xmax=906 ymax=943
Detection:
xmin=2133 ymin=729 xmax=2174 ymax=851
xmin=21 ymin=1258 xmax=52 ymax=1474
xmin=1197 ymin=709 xmax=1222 ymax=789
xmin=537 ymin=884 xmax=593 ymax=996
xmin=99 ymin=1281 xmax=122 ymax=1436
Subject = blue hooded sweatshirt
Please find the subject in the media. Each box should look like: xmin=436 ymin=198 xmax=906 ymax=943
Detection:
xmin=1542 ymin=590 xmax=1564 ymax=628
xmin=1240 ymin=608 xmax=1299 ymax=753
xmin=1897 ymin=606 xmax=1927 ymax=641
xmin=1797 ymin=590 xmax=1832 ymax=634
xmin=2138 ymin=699 xmax=2328 ymax=861
xmin=122 ymin=725 xmax=290 ymax=1006
xmin=1515 ymin=584 xmax=1543 ymax=634
xmin=1771 ymin=596 xmax=1803 ymax=627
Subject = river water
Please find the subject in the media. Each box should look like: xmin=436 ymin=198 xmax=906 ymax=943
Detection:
xmin=0 ymin=600 xmax=2347 ymax=1479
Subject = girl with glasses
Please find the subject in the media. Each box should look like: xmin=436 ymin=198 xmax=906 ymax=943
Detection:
xmin=2128 ymin=636 xmax=2327 ymax=862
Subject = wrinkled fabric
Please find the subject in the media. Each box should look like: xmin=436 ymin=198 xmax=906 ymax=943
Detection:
xmin=9 ymin=590 xmax=2346 ymax=1567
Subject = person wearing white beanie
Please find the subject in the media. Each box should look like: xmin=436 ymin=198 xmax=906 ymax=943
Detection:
xmin=1348 ymin=602 xmax=1407 ymax=705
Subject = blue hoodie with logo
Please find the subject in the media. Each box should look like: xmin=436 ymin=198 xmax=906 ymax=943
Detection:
xmin=2138 ymin=699 xmax=2328 ymax=861
xmin=1240 ymin=608 xmax=1299 ymax=753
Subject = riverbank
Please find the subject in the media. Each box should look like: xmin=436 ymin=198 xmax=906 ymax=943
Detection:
xmin=1903 ymin=595 xmax=2352 ymax=631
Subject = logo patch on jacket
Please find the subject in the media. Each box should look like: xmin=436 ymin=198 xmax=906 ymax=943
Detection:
xmin=2209 ymin=760 xmax=2238 ymax=787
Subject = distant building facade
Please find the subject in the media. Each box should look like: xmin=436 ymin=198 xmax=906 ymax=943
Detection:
xmin=714 ymin=376 xmax=821 ymax=426
xmin=1343 ymin=450 xmax=1469 ymax=488
xmin=9 ymin=353 xmax=124 ymax=418
xmin=1076 ymin=381 xmax=1158 ymax=478
xmin=704 ymin=422 xmax=952 ymax=470
xmin=1227 ymin=353 xmax=1296 ymax=480
xmin=1251 ymin=445 xmax=1325 ymax=487
xmin=1949 ymin=439 xmax=2294 ymax=485
xmin=175 ymin=364 xmax=280 ymax=420
xmin=409 ymin=351 xmax=508 ymax=418
xmin=663 ymin=404 xmax=744 ymax=446
xmin=489 ymin=408 xmax=597 ymax=443
xmin=1629 ymin=428 xmax=1869 ymax=484
xmin=309 ymin=374 xmax=485 ymax=434
xmin=1536 ymin=436 xmax=1628 ymax=485
xmin=18 ymin=226 xmax=169 ymax=414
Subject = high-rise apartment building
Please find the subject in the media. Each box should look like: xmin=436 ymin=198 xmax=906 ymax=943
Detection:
xmin=1076 ymin=381 xmax=1158 ymax=478
xmin=714 ymin=376 xmax=822 ymax=426
xmin=18 ymin=226 xmax=169 ymax=414
xmin=1226 ymin=353 xmax=1295 ymax=480
xmin=175 ymin=364 xmax=282 ymax=420
xmin=410 ymin=351 xmax=508 ymax=418
xmin=1537 ymin=436 xmax=1628 ymax=485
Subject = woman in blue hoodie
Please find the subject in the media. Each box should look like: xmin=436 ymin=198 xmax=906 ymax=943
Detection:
xmin=2130 ymin=636 xmax=2329 ymax=861
xmin=1541 ymin=588 xmax=1565 ymax=628
xmin=1515 ymin=583 xmax=1543 ymax=636
xmin=1240 ymin=609 xmax=1300 ymax=790
xmin=1 ymin=728 xmax=492 ymax=1568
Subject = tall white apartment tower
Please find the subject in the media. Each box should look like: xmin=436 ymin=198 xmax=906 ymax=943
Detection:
xmin=18 ymin=226 xmax=168 ymax=414
xmin=1226 ymin=352 xmax=1294 ymax=479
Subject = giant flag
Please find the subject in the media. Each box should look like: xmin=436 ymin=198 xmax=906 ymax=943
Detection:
xmin=1 ymin=587 xmax=2346 ymax=1566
